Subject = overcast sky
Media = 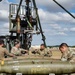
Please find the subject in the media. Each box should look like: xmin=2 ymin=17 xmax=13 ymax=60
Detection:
xmin=0 ymin=0 xmax=75 ymax=46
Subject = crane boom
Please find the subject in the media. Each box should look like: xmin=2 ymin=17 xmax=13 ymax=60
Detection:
xmin=53 ymin=0 xmax=75 ymax=19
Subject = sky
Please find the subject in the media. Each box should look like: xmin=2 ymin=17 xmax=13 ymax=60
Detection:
xmin=0 ymin=0 xmax=75 ymax=46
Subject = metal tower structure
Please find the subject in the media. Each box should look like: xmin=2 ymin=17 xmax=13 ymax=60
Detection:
xmin=9 ymin=0 xmax=46 ymax=50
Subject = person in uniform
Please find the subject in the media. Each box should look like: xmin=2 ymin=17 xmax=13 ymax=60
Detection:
xmin=0 ymin=39 xmax=14 ymax=60
xmin=11 ymin=39 xmax=28 ymax=56
xmin=59 ymin=43 xmax=75 ymax=62
xmin=29 ymin=44 xmax=52 ymax=57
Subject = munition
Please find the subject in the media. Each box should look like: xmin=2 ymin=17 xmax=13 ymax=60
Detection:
xmin=4 ymin=59 xmax=60 ymax=65
xmin=0 ymin=59 xmax=75 ymax=74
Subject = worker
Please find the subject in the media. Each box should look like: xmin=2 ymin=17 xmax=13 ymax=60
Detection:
xmin=29 ymin=44 xmax=52 ymax=57
xmin=11 ymin=39 xmax=28 ymax=56
xmin=0 ymin=39 xmax=14 ymax=60
xmin=59 ymin=43 xmax=75 ymax=62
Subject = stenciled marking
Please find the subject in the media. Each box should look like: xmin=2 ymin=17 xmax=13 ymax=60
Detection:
xmin=31 ymin=66 xmax=47 ymax=73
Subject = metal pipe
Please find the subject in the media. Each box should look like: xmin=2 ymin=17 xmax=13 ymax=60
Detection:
xmin=15 ymin=0 xmax=23 ymax=19
xmin=32 ymin=0 xmax=46 ymax=47
xmin=16 ymin=16 xmax=20 ymax=33
xmin=53 ymin=0 xmax=75 ymax=19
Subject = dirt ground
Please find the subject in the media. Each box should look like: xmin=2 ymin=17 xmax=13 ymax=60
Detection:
xmin=51 ymin=50 xmax=62 ymax=59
